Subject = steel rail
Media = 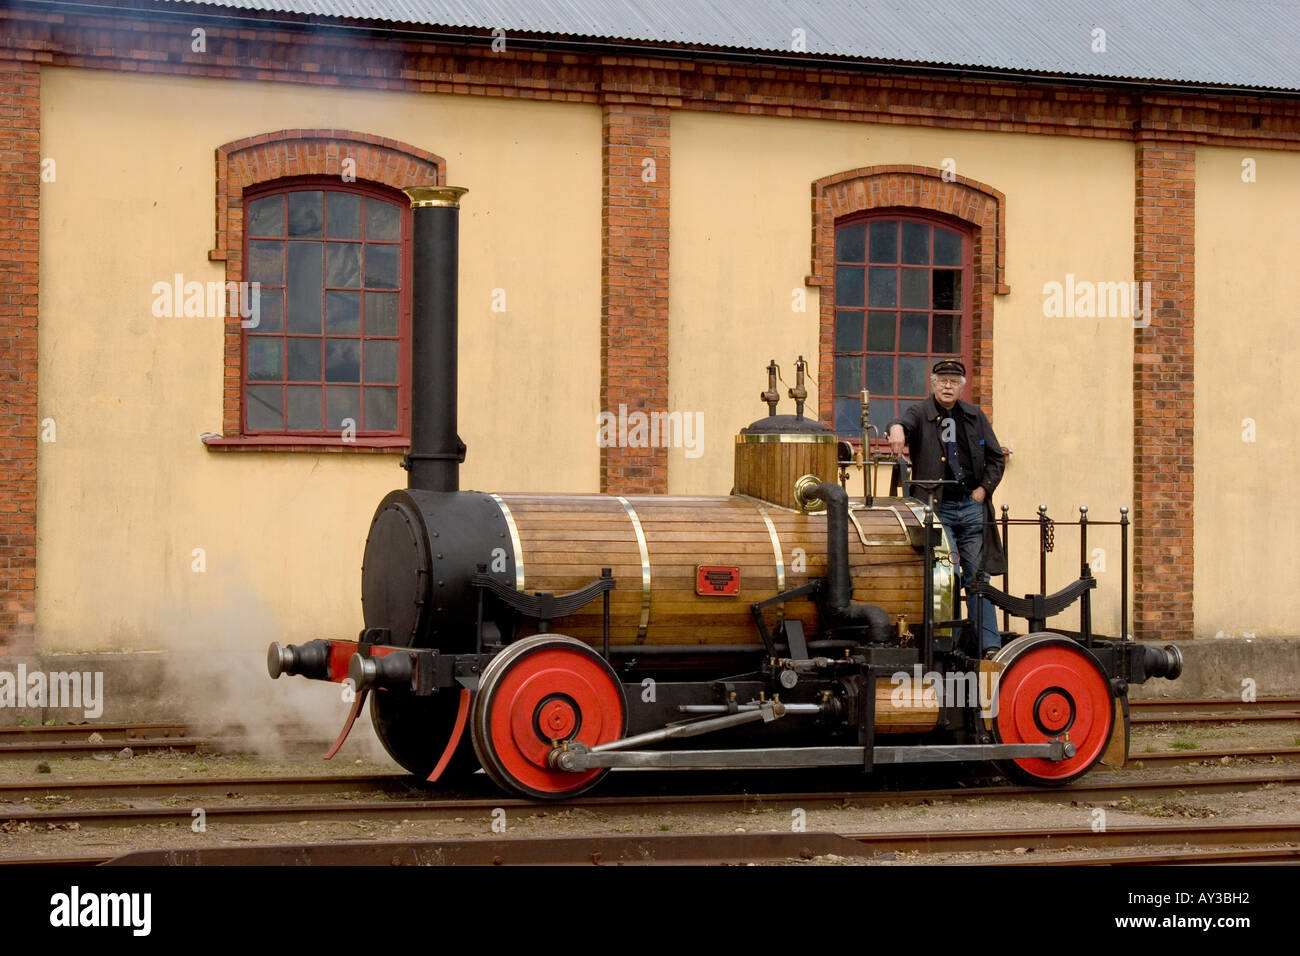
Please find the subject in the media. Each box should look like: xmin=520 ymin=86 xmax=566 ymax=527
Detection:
xmin=17 ymin=819 xmax=1294 ymax=866
xmin=2 ymin=770 xmax=1297 ymax=831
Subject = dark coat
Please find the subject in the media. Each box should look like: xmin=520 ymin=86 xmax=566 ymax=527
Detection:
xmin=887 ymin=396 xmax=1007 ymax=576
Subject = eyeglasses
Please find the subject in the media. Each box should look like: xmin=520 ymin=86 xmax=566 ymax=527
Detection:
xmin=933 ymin=377 xmax=963 ymax=387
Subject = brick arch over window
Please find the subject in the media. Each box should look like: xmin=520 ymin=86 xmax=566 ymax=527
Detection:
xmin=808 ymin=166 xmax=1008 ymax=424
xmin=209 ymin=130 xmax=445 ymax=441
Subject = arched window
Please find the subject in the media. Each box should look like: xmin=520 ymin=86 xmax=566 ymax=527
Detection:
xmin=241 ymin=178 xmax=410 ymax=437
xmin=831 ymin=212 xmax=973 ymax=438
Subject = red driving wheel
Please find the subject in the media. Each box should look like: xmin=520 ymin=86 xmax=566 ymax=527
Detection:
xmin=992 ymin=634 xmax=1114 ymax=786
xmin=472 ymin=635 xmax=626 ymax=800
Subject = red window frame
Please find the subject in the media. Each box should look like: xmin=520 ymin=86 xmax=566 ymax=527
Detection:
xmin=240 ymin=177 xmax=412 ymax=440
xmin=831 ymin=210 xmax=974 ymax=447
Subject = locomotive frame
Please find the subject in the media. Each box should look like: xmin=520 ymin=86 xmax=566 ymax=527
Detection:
xmin=266 ymin=185 xmax=1183 ymax=800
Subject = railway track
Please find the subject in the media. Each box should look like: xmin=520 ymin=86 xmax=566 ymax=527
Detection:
xmin=1129 ymin=696 xmax=1300 ymax=724
xmin=0 ymin=722 xmax=321 ymax=759
xmin=0 ymin=723 xmax=198 ymax=758
xmin=2 ymin=768 xmax=1296 ymax=831
xmin=0 ymin=743 xmax=1294 ymax=803
xmin=6 ymin=820 xmax=1298 ymax=867
xmin=0 ymin=697 xmax=1293 ymax=759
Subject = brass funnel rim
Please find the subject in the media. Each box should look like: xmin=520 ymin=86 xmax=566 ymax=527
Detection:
xmin=404 ymin=185 xmax=469 ymax=208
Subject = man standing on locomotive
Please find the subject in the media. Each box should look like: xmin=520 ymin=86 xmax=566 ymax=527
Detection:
xmin=886 ymin=359 xmax=1006 ymax=656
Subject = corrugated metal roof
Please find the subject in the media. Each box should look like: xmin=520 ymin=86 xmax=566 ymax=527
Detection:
xmin=155 ymin=0 xmax=1300 ymax=92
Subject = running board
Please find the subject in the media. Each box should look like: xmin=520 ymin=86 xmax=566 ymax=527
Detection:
xmin=551 ymin=741 xmax=1073 ymax=772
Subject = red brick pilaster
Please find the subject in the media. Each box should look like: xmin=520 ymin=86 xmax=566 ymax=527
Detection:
xmin=1133 ymin=132 xmax=1195 ymax=641
xmin=600 ymin=102 xmax=670 ymax=494
xmin=0 ymin=57 xmax=39 ymax=652
xmin=809 ymin=166 xmax=1008 ymax=423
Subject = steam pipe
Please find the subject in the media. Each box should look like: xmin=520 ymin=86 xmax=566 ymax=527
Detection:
xmin=802 ymin=481 xmax=891 ymax=638
xmin=403 ymin=186 xmax=469 ymax=492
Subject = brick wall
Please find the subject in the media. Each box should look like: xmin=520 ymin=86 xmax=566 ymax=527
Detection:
xmin=0 ymin=57 xmax=39 ymax=653
xmin=3 ymin=5 xmax=1300 ymax=642
xmin=1132 ymin=133 xmax=1196 ymax=641
xmin=600 ymin=102 xmax=670 ymax=494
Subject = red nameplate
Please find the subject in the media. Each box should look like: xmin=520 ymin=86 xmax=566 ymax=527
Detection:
xmin=696 ymin=565 xmax=740 ymax=596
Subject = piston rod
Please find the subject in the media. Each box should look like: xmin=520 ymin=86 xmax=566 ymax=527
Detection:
xmin=549 ymin=702 xmax=784 ymax=771
xmin=678 ymin=703 xmax=822 ymax=715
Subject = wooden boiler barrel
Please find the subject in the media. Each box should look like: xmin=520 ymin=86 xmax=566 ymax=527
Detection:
xmin=494 ymin=493 xmax=940 ymax=647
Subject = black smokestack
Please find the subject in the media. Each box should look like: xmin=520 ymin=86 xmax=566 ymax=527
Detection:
xmin=403 ymin=186 xmax=468 ymax=492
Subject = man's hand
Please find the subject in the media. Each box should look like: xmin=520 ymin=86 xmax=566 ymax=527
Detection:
xmin=971 ymin=486 xmax=986 ymax=503
xmin=887 ymin=425 xmax=906 ymax=456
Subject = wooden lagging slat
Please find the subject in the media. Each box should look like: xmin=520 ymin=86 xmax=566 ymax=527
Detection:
xmin=873 ymin=678 xmax=940 ymax=733
xmin=495 ymin=492 xmax=929 ymax=648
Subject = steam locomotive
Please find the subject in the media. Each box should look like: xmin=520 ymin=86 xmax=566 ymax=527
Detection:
xmin=267 ymin=186 xmax=1182 ymax=800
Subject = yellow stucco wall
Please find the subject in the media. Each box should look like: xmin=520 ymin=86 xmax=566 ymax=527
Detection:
xmin=43 ymin=67 xmax=1286 ymax=649
xmin=1194 ymin=147 xmax=1300 ymax=638
xmin=37 ymin=68 xmax=601 ymax=650
xmin=668 ymin=112 xmax=1136 ymax=634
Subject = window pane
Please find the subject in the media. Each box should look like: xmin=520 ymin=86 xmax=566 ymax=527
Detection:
xmin=326 ymin=291 xmax=361 ymax=334
xmin=288 ymin=191 xmax=324 ymax=238
xmin=900 ymin=268 xmax=929 ymax=309
xmin=834 ymin=397 xmax=860 ymax=434
xmin=867 ymin=312 xmax=895 ymax=351
xmin=364 ymin=340 xmax=399 ymax=383
xmin=326 ymin=386 xmax=361 ymax=432
xmin=246 ymin=386 xmax=283 ymax=431
xmin=325 ymin=338 xmax=361 ymax=382
xmin=247 ymin=338 xmax=282 ymax=381
xmin=866 ymin=355 xmax=893 ymax=395
xmin=366 ymin=197 xmax=400 ymax=241
xmin=898 ymin=357 xmax=928 ymax=397
xmin=286 ymin=242 xmax=323 ymax=333
xmin=326 ymin=243 xmax=362 ymax=287
xmin=934 ymin=228 xmax=961 ymax=266
xmin=366 ymin=244 xmax=400 ymax=288
xmin=867 ymin=268 xmax=897 ymax=308
xmin=365 ymin=387 xmax=399 ymax=431
xmin=257 ymin=288 xmax=283 ymax=333
xmin=248 ymin=195 xmax=284 ymax=237
xmin=869 ymin=221 xmax=898 ymax=263
xmin=249 ymin=241 xmax=283 ymax=287
xmin=287 ymin=337 xmax=322 ymax=381
xmin=834 ymin=356 xmax=862 ymax=395
xmin=366 ymin=292 xmax=399 ymax=336
xmin=835 ymin=224 xmax=865 ymax=263
xmin=327 ymin=192 xmax=362 ymax=239
xmin=835 ymin=311 xmax=863 ymax=351
xmin=868 ymin=398 xmax=895 ymax=433
xmin=286 ymin=385 xmax=322 ymax=430
xmin=933 ymin=269 xmax=962 ymax=310
xmin=933 ymin=314 xmax=960 ymax=354
xmin=900 ymin=312 xmax=929 ymax=352
xmin=901 ymin=222 xmax=930 ymax=264
xmin=835 ymin=266 xmax=864 ymax=307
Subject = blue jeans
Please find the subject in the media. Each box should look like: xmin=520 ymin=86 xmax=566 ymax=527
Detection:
xmin=937 ymin=497 xmax=1002 ymax=655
